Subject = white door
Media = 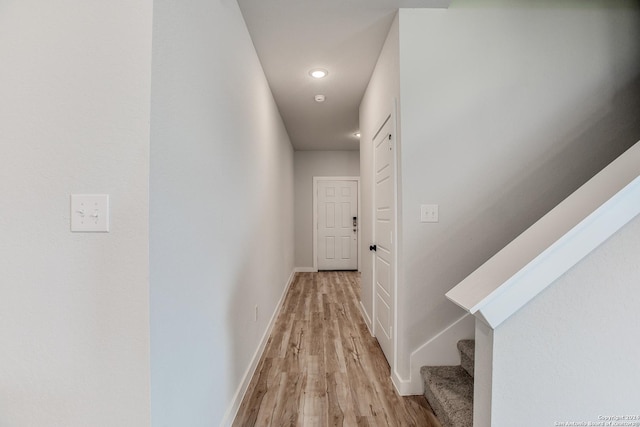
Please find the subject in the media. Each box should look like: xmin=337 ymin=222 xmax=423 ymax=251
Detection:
xmin=373 ymin=118 xmax=394 ymax=365
xmin=317 ymin=180 xmax=358 ymax=270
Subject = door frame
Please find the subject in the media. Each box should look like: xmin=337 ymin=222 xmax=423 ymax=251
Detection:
xmin=371 ymin=102 xmax=399 ymax=372
xmin=313 ymin=176 xmax=361 ymax=272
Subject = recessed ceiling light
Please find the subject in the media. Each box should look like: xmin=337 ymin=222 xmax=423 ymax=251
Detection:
xmin=309 ymin=68 xmax=328 ymax=79
xmin=315 ymin=94 xmax=325 ymax=103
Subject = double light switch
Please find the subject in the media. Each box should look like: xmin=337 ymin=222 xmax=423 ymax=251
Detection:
xmin=71 ymin=194 xmax=110 ymax=232
xmin=420 ymin=204 xmax=439 ymax=223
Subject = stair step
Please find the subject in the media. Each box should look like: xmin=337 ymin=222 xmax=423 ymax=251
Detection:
xmin=421 ymin=365 xmax=473 ymax=427
xmin=457 ymin=339 xmax=475 ymax=378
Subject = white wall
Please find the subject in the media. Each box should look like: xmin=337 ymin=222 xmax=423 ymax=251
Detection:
xmin=294 ymin=150 xmax=360 ymax=269
xmin=359 ymin=14 xmax=401 ymax=333
xmin=0 ymin=2 xmax=152 ymax=426
xmin=396 ymin=5 xmax=640 ymax=380
xmin=492 ymin=212 xmax=640 ymax=425
xmin=150 ymin=0 xmax=295 ymax=425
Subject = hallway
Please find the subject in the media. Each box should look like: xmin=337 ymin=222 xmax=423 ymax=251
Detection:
xmin=233 ymin=272 xmax=440 ymax=426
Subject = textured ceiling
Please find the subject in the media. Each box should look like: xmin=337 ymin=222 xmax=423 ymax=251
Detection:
xmin=237 ymin=0 xmax=450 ymax=151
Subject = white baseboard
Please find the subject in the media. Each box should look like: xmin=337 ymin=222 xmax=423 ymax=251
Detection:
xmin=400 ymin=314 xmax=476 ymax=395
xmin=294 ymin=266 xmax=318 ymax=273
xmin=391 ymin=369 xmax=413 ymax=395
xmin=220 ymin=269 xmax=298 ymax=427
xmin=359 ymin=301 xmax=373 ymax=336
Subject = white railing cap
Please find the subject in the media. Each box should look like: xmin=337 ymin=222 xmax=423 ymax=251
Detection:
xmin=446 ymin=141 xmax=640 ymax=329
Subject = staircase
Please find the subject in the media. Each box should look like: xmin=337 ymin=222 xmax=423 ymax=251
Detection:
xmin=421 ymin=340 xmax=475 ymax=427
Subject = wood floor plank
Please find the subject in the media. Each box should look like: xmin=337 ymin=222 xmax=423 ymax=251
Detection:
xmin=325 ymin=371 xmax=344 ymax=426
xmin=233 ymin=272 xmax=442 ymax=427
xmin=236 ymin=357 xmax=273 ymax=426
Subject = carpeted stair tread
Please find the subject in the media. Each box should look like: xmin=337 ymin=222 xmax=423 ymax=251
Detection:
xmin=457 ymin=340 xmax=475 ymax=378
xmin=421 ymin=365 xmax=473 ymax=427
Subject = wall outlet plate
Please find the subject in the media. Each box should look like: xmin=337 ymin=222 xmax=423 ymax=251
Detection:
xmin=71 ymin=194 xmax=110 ymax=232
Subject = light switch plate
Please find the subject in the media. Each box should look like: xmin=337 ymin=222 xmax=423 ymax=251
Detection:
xmin=420 ymin=204 xmax=439 ymax=223
xmin=71 ymin=194 xmax=110 ymax=232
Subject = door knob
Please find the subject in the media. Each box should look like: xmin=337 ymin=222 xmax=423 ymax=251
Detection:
xmin=369 ymin=244 xmax=377 ymax=252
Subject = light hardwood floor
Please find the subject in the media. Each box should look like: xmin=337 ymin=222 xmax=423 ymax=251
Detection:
xmin=233 ymin=271 xmax=441 ymax=427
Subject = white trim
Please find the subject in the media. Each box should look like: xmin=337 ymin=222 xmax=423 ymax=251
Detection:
xmin=220 ymin=269 xmax=298 ymax=427
xmin=358 ymin=180 xmax=362 ymax=272
xmin=391 ymin=370 xmax=412 ymax=396
xmin=446 ymin=141 xmax=640 ymax=330
xmin=370 ymin=118 xmax=384 ymax=339
xmin=398 ymin=313 xmax=475 ymax=395
xmin=476 ymin=176 xmax=640 ymax=328
xmin=312 ymin=176 xmax=361 ymax=271
xmin=359 ymin=300 xmax=374 ymax=336
xmin=473 ymin=320 xmax=494 ymax=427
xmin=371 ymin=105 xmax=400 ymax=381
xmin=294 ymin=267 xmax=318 ymax=273
xmin=391 ymin=99 xmax=400 ymax=382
